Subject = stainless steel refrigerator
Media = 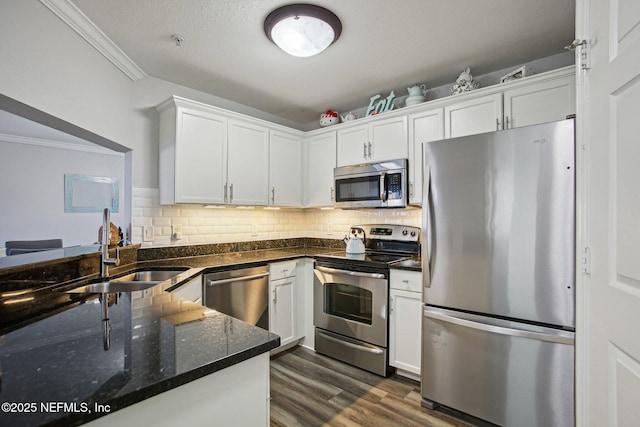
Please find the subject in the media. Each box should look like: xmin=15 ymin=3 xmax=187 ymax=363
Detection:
xmin=421 ymin=119 xmax=575 ymax=427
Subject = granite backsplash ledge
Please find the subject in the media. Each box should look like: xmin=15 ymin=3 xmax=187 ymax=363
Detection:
xmin=137 ymin=237 xmax=344 ymax=261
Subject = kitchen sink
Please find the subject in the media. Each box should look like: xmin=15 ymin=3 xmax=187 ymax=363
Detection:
xmin=111 ymin=269 xmax=186 ymax=283
xmin=67 ymin=281 xmax=160 ymax=293
xmin=67 ymin=268 xmax=188 ymax=294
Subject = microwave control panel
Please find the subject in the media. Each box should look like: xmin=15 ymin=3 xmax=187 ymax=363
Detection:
xmin=387 ymin=173 xmax=402 ymax=199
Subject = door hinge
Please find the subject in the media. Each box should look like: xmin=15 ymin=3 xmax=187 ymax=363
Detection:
xmin=581 ymin=246 xmax=591 ymax=276
xmin=564 ymin=39 xmax=590 ymax=71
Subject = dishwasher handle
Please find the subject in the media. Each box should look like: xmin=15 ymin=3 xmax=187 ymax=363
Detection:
xmin=206 ymin=272 xmax=269 ymax=286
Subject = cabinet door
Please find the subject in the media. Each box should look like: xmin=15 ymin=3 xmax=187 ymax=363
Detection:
xmin=503 ymin=75 xmax=576 ymax=129
xmin=269 ymin=277 xmax=296 ymax=347
xmin=336 ymin=124 xmax=368 ymax=166
xmin=305 ymin=131 xmax=336 ymax=207
xmin=369 ymin=115 xmax=408 ymax=162
xmin=408 ymin=108 xmax=443 ymax=204
xmin=269 ymin=130 xmax=302 ymax=207
xmin=389 ymin=288 xmax=422 ymax=376
xmin=161 ymin=106 xmax=227 ymax=204
xmin=444 ymin=93 xmax=503 ymax=138
xmin=227 ymin=119 xmax=269 ymax=205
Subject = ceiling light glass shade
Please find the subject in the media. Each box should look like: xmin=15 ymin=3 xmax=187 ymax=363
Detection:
xmin=264 ymin=4 xmax=342 ymax=58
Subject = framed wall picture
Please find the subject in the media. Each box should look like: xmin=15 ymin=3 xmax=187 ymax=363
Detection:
xmin=64 ymin=175 xmax=119 ymax=213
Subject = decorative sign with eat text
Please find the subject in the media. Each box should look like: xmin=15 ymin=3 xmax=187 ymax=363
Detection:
xmin=365 ymin=90 xmax=396 ymax=117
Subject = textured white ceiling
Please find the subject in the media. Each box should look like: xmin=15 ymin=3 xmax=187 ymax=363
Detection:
xmin=71 ymin=0 xmax=575 ymax=125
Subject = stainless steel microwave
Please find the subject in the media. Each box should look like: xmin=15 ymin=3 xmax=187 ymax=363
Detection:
xmin=333 ymin=159 xmax=408 ymax=209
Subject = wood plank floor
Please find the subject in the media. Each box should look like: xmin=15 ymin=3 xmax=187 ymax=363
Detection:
xmin=270 ymin=346 xmax=476 ymax=427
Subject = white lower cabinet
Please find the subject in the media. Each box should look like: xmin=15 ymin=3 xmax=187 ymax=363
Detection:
xmin=269 ymin=261 xmax=298 ymax=348
xmin=86 ymin=353 xmax=270 ymax=427
xmin=389 ymin=269 xmax=422 ymax=378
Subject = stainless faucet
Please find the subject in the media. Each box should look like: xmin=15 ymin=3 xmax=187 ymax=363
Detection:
xmin=100 ymin=208 xmax=120 ymax=278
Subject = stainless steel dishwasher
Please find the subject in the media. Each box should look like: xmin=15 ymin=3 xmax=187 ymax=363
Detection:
xmin=203 ymin=265 xmax=270 ymax=330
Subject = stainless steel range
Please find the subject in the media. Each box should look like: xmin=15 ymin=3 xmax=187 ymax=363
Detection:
xmin=313 ymin=224 xmax=420 ymax=376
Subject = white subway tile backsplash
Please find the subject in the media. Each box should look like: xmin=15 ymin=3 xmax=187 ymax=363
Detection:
xmin=131 ymin=187 xmax=421 ymax=246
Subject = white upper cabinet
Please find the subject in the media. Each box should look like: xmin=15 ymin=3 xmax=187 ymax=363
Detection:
xmin=503 ymin=74 xmax=576 ymax=129
xmin=305 ymin=131 xmax=337 ymax=207
xmin=227 ymin=119 xmax=270 ymax=206
xmin=158 ymin=98 xmax=228 ymax=205
xmin=408 ymin=108 xmax=444 ymax=204
xmin=269 ymin=130 xmax=302 ymax=207
xmin=336 ymin=124 xmax=368 ymax=166
xmin=336 ymin=115 xmax=408 ymax=166
xmin=444 ymin=93 xmax=503 ymax=138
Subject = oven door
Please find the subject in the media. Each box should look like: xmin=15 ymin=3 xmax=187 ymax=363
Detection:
xmin=313 ymin=265 xmax=388 ymax=347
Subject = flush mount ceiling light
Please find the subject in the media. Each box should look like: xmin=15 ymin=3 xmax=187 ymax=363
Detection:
xmin=264 ymin=3 xmax=342 ymax=58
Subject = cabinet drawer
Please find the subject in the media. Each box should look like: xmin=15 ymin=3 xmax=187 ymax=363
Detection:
xmin=269 ymin=260 xmax=297 ymax=280
xmin=390 ymin=269 xmax=422 ymax=292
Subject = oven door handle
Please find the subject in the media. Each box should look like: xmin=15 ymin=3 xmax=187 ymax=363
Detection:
xmin=317 ymin=330 xmax=384 ymax=354
xmin=315 ymin=266 xmax=386 ymax=279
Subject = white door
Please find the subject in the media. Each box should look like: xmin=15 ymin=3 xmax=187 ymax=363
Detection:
xmin=270 ymin=277 xmax=295 ymax=346
xmin=336 ymin=124 xmax=368 ymax=166
xmin=305 ymin=131 xmax=336 ymax=207
xmin=408 ymin=108 xmax=444 ymax=204
xmin=503 ymin=75 xmax=576 ymax=129
xmin=269 ymin=130 xmax=302 ymax=207
xmin=227 ymin=119 xmax=269 ymax=205
xmin=444 ymin=93 xmax=502 ymax=138
xmin=577 ymin=0 xmax=640 ymax=425
xmin=369 ymin=115 xmax=408 ymax=162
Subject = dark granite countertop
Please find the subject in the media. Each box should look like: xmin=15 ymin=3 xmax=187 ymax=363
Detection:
xmin=0 ymin=245 xmax=339 ymax=426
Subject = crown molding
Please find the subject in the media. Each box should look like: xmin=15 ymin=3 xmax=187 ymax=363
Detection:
xmin=0 ymin=132 xmax=124 ymax=156
xmin=39 ymin=0 xmax=147 ymax=81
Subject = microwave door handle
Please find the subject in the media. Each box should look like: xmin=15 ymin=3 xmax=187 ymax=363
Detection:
xmin=379 ymin=172 xmax=388 ymax=202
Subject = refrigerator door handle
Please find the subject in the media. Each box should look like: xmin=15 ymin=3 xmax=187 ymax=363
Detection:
xmin=422 ymin=166 xmax=432 ymax=287
xmin=423 ymin=308 xmax=575 ymax=345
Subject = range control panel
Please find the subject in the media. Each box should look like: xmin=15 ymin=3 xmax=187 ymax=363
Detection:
xmin=350 ymin=224 xmax=420 ymax=242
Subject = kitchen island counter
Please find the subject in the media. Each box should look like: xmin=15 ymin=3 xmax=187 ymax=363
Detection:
xmin=0 ymin=276 xmax=279 ymax=426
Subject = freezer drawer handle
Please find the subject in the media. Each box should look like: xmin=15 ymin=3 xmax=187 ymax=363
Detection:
xmin=316 ymin=266 xmax=385 ymax=279
xmin=317 ymin=330 xmax=383 ymax=355
xmin=424 ymin=309 xmax=575 ymax=345
xmin=206 ymin=272 xmax=269 ymax=286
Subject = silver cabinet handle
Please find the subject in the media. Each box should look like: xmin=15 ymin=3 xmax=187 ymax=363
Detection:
xmin=330 ymin=187 xmax=335 ymax=202
xmin=229 ymin=183 xmax=234 ymax=202
xmin=316 ymin=266 xmax=385 ymax=279
xmin=409 ymin=182 xmax=414 ymax=197
xmin=271 ymin=187 xmax=275 ymax=205
xmin=363 ymin=142 xmax=367 ymax=159
xmin=272 ymin=287 xmax=277 ymax=304
xmin=423 ymin=308 xmax=575 ymax=345
xmin=505 ymin=116 xmax=510 ymax=129
xmin=496 ymin=118 xmax=500 ymax=130
xmin=368 ymin=142 xmax=372 ymax=158
xmin=224 ymin=183 xmax=228 ymax=203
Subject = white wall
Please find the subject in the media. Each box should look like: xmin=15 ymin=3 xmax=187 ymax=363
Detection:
xmin=0 ymin=139 xmax=125 ymax=247
xmin=0 ymin=1 xmax=134 ymax=149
